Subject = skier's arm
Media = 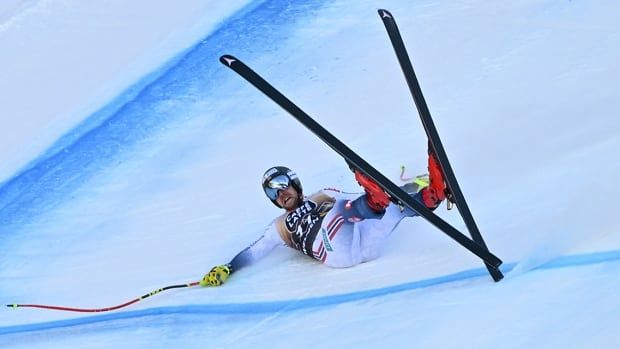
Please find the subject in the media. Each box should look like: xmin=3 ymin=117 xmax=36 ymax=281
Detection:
xmin=200 ymin=222 xmax=282 ymax=287
xmin=228 ymin=225 xmax=281 ymax=271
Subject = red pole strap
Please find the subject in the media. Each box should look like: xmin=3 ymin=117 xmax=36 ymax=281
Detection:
xmin=7 ymin=281 xmax=201 ymax=313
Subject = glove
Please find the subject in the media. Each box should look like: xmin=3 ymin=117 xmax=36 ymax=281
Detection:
xmin=200 ymin=264 xmax=231 ymax=287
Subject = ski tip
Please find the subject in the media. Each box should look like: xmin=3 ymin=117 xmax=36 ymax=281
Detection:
xmin=219 ymin=55 xmax=238 ymax=67
xmin=378 ymin=9 xmax=393 ymax=19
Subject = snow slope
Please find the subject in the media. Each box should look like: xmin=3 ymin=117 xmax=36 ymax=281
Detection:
xmin=1 ymin=0 xmax=619 ymax=348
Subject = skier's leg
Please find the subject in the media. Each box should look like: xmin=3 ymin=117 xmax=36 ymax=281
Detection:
xmin=316 ymin=201 xmax=362 ymax=268
xmin=358 ymin=203 xmax=407 ymax=262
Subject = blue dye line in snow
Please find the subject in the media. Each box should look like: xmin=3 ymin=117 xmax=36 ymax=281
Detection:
xmin=0 ymin=0 xmax=328 ymax=231
xmin=2 ymin=249 xmax=619 ymax=336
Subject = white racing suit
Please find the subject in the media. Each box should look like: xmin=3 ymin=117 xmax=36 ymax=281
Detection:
xmin=227 ymin=188 xmax=423 ymax=270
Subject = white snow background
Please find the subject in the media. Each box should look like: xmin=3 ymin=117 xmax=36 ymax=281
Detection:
xmin=0 ymin=0 xmax=619 ymax=348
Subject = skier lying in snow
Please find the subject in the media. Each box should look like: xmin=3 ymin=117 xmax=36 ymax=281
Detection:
xmin=199 ymin=151 xmax=448 ymax=287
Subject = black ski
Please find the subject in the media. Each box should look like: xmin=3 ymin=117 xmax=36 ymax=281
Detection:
xmin=220 ymin=54 xmax=502 ymax=270
xmin=378 ymin=9 xmax=504 ymax=281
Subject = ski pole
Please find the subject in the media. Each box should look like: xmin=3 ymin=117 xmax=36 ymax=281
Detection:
xmin=399 ymin=165 xmax=429 ymax=185
xmin=6 ymin=280 xmax=201 ymax=313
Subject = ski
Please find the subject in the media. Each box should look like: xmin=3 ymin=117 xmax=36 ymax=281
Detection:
xmin=378 ymin=9 xmax=504 ymax=281
xmin=220 ymin=54 xmax=502 ymax=270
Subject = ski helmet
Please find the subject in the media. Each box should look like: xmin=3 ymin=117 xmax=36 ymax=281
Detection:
xmin=261 ymin=166 xmax=303 ymax=208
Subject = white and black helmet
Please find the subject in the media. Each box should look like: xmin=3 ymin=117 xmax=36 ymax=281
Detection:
xmin=261 ymin=166 xmax=303 ymax=208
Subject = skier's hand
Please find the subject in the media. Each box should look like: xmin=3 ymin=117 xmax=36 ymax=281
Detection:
xmin=200 ymin=264 xmax=231 ymax=287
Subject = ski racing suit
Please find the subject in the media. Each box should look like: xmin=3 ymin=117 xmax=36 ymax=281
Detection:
xmin=227 ymin=188 xmax=424 ymax=270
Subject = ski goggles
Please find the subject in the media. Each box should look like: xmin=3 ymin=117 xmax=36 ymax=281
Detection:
xmin=264 ymin=174 xmax=291 ymax=200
